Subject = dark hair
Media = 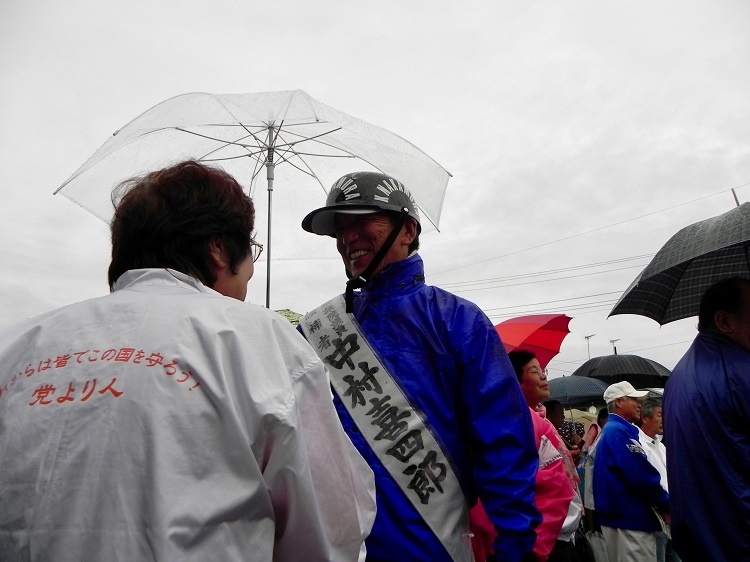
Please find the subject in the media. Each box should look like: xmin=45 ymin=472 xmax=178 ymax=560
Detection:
xmin=108 ymin=160 xmax=255 ymax=290
xmin=543 ymin=399 xmax=563 ymax=414
xmin=384 ymin=211 xmax=420 ymax=253
xmin=640 ymin=398 xmax=662 ymax=419
xmin=698 ymin=277 xmax=750 ymax=332
xmin=597 ymin=408 xmax=609 ymax=424
xmin=507 ymin=349 xmax=537 ymax=382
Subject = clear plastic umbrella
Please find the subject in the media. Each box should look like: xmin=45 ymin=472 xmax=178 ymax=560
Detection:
xmin=55 ymin=90 xmax=451 ymax=308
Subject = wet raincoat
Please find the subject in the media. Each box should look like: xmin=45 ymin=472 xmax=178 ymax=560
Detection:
xmin=470 ymin=407 xmax=577 ymax=562
xmin=0 ymin=269 xmax=375 ymax=562
xmin=329 ymin=254 xmax=539 ymax=562
xmin=664 ymin=332 xmax=750 ymax=562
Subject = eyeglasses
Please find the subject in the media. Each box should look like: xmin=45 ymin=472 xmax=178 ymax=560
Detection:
xmin=526 ymin=367 xmax=548 ymax=377
xmin=250 ymin=240 xmax=264 ymax=263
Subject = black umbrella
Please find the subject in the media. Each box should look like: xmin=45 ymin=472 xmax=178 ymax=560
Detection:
xmin=609 ymin=203 xmax=750 ymax=325
xmin=548 ymin=376 xmax=609 ymax=408
xmin=571 ymin=354 xmax=671 ymax=389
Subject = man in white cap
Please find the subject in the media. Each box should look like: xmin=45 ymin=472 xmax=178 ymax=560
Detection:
xmin=592 ymin=381 xmax=671 ymax=562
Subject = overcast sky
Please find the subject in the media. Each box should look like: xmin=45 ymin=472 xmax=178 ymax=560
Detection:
xmin=1 ymin=0 xmax=749 ymax=379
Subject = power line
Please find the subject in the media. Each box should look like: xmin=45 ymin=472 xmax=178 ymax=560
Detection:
xmin=551 ymin=340 xmax=695 ymax=370
xmin=482 ymin=291 xmax=622 ymax=312
xmin=431 ymin=182 xmax=750 ymax=277
xmin=492 ymin=300 xmax=618 ymax=315
xmin=439 ymin=255 xmax=652 ymax=290
xmin=451 ymin=263 xmax=648 ymax=293
xmin=488 ymin=300 xmax=618 ymax=321
xmin=626 ymin=340 xmax=694 ymax=354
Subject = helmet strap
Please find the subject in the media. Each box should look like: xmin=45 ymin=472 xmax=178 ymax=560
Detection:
xmin=344 ymin=208 xmax=410 ymax=313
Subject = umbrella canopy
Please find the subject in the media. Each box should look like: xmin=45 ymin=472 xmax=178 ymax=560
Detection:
xmin=610 ymin=203 xmax=750 ymax=325
xmin=564 ymin=409 xmax=598 ymax=424
xmin=55 ymin=90 xmax=451 ymax=308
xmin=571 ymin=354 xmax=671 ymax=389
xmin=643 ymin=388 xmax=664 ymax=399
xmin=495 ymin=314 xmax=572 ymax=369
xmin=548 ymin=376 xmax=609 ymax=408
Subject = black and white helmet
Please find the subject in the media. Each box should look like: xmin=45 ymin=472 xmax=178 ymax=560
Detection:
xmin=302 ymin=171 xmax=421 ymax=236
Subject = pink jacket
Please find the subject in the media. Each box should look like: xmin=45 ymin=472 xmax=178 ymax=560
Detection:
xmin=470 ymin=407 xmax=574 ymax=562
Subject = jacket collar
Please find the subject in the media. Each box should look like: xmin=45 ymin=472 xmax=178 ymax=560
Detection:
xmin=637 ymin=425 xmax=662 ymax=444
xmin=607 ymin=412 xmax=638 ymax=433
xmin=697 ymin=330 xmax=748 ymax=353
xmin=360 ymin=253 xmax=425 ymax=297
xmin=113 ymin=268 xmax=217 ymax=296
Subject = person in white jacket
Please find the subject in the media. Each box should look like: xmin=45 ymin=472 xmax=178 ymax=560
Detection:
xmin=637 ymin=398 xmax=680 ymax=562
xmin=0 ymin=161 xmax=376 ymax=562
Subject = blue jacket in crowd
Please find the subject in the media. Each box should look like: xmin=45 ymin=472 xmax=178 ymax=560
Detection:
xmin=329 ymin=254 xmax=540 ymax=562
xmin=592 ymin=413 xmax=669 ymax=532
xmin=665 ymin=332 xmax=750 ymax=562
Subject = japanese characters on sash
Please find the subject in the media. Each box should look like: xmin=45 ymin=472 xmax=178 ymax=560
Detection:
xmin=301 ymin=296 xmax=473 ymax=562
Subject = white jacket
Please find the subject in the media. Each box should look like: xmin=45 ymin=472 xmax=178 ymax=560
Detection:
xmin=0 ymin=269 xmax=375 ymax=561
xmin=637 ymin=427 xmax=669 ymax=492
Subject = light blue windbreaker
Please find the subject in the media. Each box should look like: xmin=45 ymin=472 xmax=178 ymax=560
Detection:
xmin=329 ymin=254 xmax=540 ymax=562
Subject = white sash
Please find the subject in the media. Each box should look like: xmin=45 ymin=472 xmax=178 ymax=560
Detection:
xmin=300 ymin=296 xmax=472 ymax=562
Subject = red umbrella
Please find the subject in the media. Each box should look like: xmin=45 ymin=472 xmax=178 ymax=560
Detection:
xmin=495 ymin=314 xmax=572 ymax=369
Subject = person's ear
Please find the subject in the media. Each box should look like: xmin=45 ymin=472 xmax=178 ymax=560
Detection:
xmin=208 ymin=238 xmax=229 ymax=270
xmin=714 ymin=310 xmax=733 ymax=335
xmin=400 ymin=218 xmax=418 ymax=246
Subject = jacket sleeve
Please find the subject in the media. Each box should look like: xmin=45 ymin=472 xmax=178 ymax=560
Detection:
xmin=612 ymin=428 xmax=670 ymax=513
xmin=265 ymin=331 xmax=377 ymax=562
xmin=462 ymin=318 xmax=541 ymax=562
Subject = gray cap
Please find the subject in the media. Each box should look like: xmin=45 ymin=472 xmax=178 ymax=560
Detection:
xmin=302 ymin=171 xmax=421 ymax=236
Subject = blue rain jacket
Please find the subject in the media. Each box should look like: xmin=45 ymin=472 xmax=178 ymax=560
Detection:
xmin=664 ymin=332 xmax=750 ymax=562
xmin=592 ymin=413 xmax=669 ymax=532
xmin=332 ymin=254 xmax=539 ymax=562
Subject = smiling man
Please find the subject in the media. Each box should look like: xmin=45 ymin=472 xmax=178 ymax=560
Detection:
xmin=593 ymin=382 xmax=670 ymax=562
xmin=300 ymin=171 xmax=540 ymax=562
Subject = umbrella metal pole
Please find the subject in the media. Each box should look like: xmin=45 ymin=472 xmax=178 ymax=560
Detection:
xmin=265 ymin=128 xmax=275 ymax=309
xmin=266 ymin=162 xmax=274 ymax=309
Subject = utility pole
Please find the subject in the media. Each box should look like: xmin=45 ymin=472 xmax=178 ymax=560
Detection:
xmin=610 ymin=339 xmax=620 ymax=355
xmin=585 ymin=334 xmax=596 ymax=359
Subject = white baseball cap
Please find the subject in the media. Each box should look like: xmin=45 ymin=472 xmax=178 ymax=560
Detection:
xmin=603 ymin=381 xmax=649 ymax=403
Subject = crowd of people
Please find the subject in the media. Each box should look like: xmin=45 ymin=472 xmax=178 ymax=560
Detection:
xmin=0 ymin=161 xmax=747 ymax=562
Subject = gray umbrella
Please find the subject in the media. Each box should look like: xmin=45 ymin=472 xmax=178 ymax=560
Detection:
xmin=609 ymin=203 xmax=750 ymax=325
xmin=548 ymin=376 xmax=609 ymax=408
xmin=571 ymin=354 xmax=671 ymax=389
